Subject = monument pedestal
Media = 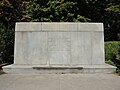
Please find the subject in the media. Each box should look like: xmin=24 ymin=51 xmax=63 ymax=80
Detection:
xmin=3 ymin=64 xmax=116 ymax=74
xmin=3 ymin=22 xmax=116 ymax=74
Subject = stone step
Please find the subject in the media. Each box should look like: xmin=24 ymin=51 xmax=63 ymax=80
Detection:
xmin=3 ymin=64 xmax=116 ymax=74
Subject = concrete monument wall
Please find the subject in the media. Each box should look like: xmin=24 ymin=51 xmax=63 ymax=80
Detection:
xmin=14 ymin=22 xmax=104 ymax=66
xmin=3 ymin=22 xmax=116 ymax=74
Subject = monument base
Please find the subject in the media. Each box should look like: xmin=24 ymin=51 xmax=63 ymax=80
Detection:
xmin=3 ymin=64 xmax=116 ymax=74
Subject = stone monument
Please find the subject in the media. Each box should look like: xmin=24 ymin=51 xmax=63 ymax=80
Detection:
xmin=3 ymin=22 xmax=116 ymax=74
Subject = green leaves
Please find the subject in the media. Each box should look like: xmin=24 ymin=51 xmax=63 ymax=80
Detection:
xmin=105 ymin=3 xmax=120 ymax=41
xmin=105 ymin=41 xmax=120 ymax=66
xmin=107 ymin=5 xmax=120 ymax=13
xmin=0 ymin=23 xmax=14 ymax=64
xmin=24 ymin=0 xmax=90 ymax=22
xmin=0 ymin=0 xmax=120 ymax=64
xmin=106 ymin=4 xmax=120 ymax=19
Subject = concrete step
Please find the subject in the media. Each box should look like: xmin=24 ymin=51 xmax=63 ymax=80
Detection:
xmin=3 ymin=64 xmax=116 ymax=74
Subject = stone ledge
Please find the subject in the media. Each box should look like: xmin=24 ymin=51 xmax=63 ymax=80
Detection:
xmin=3 ymin=64 xmax=116 ymax=74
xmin=15 ymin=22 xmax=103 ymax=32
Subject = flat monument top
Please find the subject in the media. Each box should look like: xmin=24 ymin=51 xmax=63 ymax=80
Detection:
xmin=16 ymin=22 xmax=103 ymax=32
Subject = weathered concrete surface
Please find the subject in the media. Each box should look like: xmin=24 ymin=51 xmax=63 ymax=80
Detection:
xmin=3 ymin=64 xmax=116 ymax=74
xmin=0 ymin=74 xmax=120 ymax=90
xmin=14 ymin=22 xmax=105 ymax=65
xmin=3 ymin=22 xmax=116 ymax=73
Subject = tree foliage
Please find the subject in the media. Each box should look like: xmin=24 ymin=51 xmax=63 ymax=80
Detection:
xmin=0 ymin=0 xmax=120 ymax=64
xmin=24 ymin=0 xmax=90 ymax=22
xmin=0 ymin=23 xmax=14 ymax=64
xmin=105 ymin=2 xmax=120 ymax=40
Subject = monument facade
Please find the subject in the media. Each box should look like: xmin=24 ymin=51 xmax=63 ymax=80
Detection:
xmin=3 ymin=22 xmax=116 ymax=74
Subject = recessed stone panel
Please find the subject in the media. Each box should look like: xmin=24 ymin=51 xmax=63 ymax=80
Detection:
xmin=27 ymin=32 xmax=47 ymax=65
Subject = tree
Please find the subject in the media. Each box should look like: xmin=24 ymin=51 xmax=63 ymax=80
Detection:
xmin=0 ymin=0 xmax=31 ymax=27
xmin=25 ymin=0 xmax=90 ymax=22
xmin=105 ymin=3 xmax=120 ymax=41
xmin=0 ymin=0 xmax=120 ymax=64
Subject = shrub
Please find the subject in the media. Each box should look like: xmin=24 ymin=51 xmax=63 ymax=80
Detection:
xmin=0 ymin=23 xmax=14 ymax=64
xmin=105 ymin=41 xmax=120 ymax=73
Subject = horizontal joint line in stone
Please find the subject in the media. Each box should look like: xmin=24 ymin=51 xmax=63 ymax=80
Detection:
xmin=15 ymin=31 xmax=103 ymax=32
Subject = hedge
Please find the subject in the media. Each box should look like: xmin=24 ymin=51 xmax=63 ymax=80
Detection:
xmin=105 ymin=41 xmax=120 ymax=66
